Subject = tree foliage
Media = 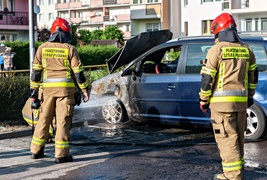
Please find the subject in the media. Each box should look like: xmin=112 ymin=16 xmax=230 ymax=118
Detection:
xmin=102 ymin=26 xmax=124 ymax=44
xmin=37 ymin=24 xmax=125 ymax=46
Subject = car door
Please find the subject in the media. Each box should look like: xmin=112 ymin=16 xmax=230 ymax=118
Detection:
xmin=178 ymin=42 xmax=214 ymax=122
xmin=128 ymin=45 xmax=183 ymax=124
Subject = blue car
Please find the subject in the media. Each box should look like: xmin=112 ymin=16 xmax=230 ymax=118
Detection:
xmin=90 ymin=30 xmax=267 ymax=140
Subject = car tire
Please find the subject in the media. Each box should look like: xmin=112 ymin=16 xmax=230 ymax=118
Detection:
xmin=102 ymin=99 xmax=128 ymax=124
xmin=245 ymin=104 xmax=266 ymax=140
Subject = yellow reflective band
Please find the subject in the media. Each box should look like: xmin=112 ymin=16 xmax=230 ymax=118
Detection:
xmin=55 ymin=140 xmax=69 ymax=149
xmin=78 ymin=81 xmax=89 ymax=89
xmin=42 ymin=48 xmax=69 ymax=59
xmin=222 ymin=47 xmax=250 ymax=59
xmin=32 ymin=136 xmax=46 ymax=146
xmin=32 ymin=64 xmax=43 ymax=70
xmin=200 ymin=89 xmax=212 ymax=97
xmin=241 ymin=157 xmax=245 ymax=165
xmin=30 ymin=81 xmax=41 ymax=89
xmin=222 ymin=159 xmax=243 ymax=171
xmin=22 ymin=115 xmax=38 ymax=125
xmin=200 ymin=66 xmax=217 ymax=77
xmin=49 ymin=125 xmax=55 ymax=136
xmin=42 ymin=82 xmax=75 ymax=88
xmin=248 ymin=83 xmax=257 ymax=89
xmin=210 ymin=96 xmax=248 ymax=103
xmin=217 ymin=62 xmax=225 ymax=91
xmin=64 ymin=60 xmax=71 ymax=78
xmin=244 ymin=62 xmax=249 ymax=89
xmin=42 ymin=58 xmax=47 ymax=79
xmin=249 ymin=63 xmax=257 ymax=71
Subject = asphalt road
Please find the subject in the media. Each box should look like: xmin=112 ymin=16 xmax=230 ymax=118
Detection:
xmin=0 ymin=122 xmax=267 ymax=180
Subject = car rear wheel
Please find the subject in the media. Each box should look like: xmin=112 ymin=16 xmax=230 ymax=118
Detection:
xmin=245 ymin=104 xmax=266 ymax=140
xmin=102 ymin=99 xmax=128 ymax=124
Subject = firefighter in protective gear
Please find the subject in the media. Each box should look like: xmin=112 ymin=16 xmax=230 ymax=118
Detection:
xmin=199 ymin=13 xmax=258 ymax=180
xmin=29 ymin=17 xmax=89 ymax=163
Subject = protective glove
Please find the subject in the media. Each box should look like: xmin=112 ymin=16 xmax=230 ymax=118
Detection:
xmin=200 ymin=104 xmax=209 ymax=113
xmin=247 ymin=98 xmax=254 ymax=108
xmin=29 ymin=88 xmax=38 ymax=99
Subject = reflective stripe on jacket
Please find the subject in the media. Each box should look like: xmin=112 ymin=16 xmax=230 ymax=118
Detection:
xmin=199 ymin=40 xmax=258 ymax=112
xmin=30 ymin=42 xmax=88 ymax=97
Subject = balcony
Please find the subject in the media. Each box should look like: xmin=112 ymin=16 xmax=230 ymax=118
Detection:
xmin=0 ymin=11 xmax=29 ymax=27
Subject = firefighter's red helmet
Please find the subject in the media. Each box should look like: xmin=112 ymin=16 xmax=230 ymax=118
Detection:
xmin=50 ymin=18 xmax=71 ymax=34
xmin=210 ymin=12 xmax=236 ymax=36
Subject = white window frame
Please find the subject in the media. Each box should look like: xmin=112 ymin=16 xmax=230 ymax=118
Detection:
xmin=39 ymin=0 xmax=44 ymax=5
xmin=49 ymin=0 xmax=54 ymax=5
xmin=49 ymin=13 xmax=54 ymax=21
xmin=146 ymin=22 xmax=160 ymax=32
xmin=39 ymin=13 xmax=44 ymax=22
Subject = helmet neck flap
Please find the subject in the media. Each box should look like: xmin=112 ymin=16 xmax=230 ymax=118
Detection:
xmin=48 ymin=28 xmax=72 ymax=44
xmin=216 ymin=28 xmax=241 ymax=43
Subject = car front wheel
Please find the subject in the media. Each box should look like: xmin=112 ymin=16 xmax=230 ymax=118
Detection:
xmin=102 ymin=99 xmax=128 ymax=124
xmin=245 ymin=104 xmax=266 ymax=140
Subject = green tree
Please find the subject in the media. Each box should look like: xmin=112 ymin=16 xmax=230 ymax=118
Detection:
xmin=78 ymin=29 xmax=91 ymax=45
xmin=102 ymin=25 xmax=124 ymax=44
xmin=90 ymin=29 xmax=104 ymax=40
xmin=71 ymin=23 xmax=80 ymax=46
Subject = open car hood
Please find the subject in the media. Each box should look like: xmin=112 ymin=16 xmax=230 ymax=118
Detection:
xmin=107 ymin=30 xmax=173 ymax=73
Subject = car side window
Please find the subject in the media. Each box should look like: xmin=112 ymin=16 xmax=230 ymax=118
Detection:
xmin=249 ymin=44 xmax=267 ymax=72
xmin=185 ymin=44 xmax=212 ymax=74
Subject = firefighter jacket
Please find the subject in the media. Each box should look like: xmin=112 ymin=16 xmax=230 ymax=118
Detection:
xmin=30 ymin=42 xmax=88 ymax=97
xmin=199 ymin=39 xmax=258 ymax=112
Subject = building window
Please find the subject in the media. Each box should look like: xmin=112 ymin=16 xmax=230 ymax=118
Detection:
xmin=49 ymin=0 xmax=54 ymax=5
xmin=49 ymin=13 xmax=54 ymax=21
xmin=255 ymin=18 xmax=258 ymax=31
xmin=261 ymin=18 xmax=267 ymax=31
xmin=202 ymin=20 xmax=212 ymax=34
xmin=39 ymin=0 xmax=44 ymax=5
xmin=60 ymin=11 xmax=69 ymax=18
xmin=147 ymin=0 xmax=159 ymax=3
xmin=39 ymin=13 xmax=44 ymax=22
xmin=202 ymin=0 xmax=222 ymax=2
xmin=133 ymin=0 xmax=143 ymax=4
xmin=0 ymin=0 xmax=3 ymax=11
xmin=246 ymin=18 xmax=252 ymax=31
xmin=8 ymin=0 xmax=14 ymax=12
xmin=146 ymin=23 xmax=160 ymax=32
xmin=126 ymin=24 xmax=130 ymax=31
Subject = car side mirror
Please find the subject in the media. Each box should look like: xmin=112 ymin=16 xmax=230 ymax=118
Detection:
xmin=131 ymin=75 xmax=137 ymax=81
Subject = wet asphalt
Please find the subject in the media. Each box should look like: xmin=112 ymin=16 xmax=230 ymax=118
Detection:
xmin=0 ymin=102 xmax=267 ymax=180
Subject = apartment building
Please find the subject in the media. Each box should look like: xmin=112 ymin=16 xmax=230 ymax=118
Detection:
xmin=37 ymin=0 xmax=174 ymax=40
xmin=38 ymin=0 xmax=132 ymax=39
xmin=1 ymin=0 xmax=267 ymax=42
xmin=180 ymin=0 xmax=267 ymax=37
xmin=0 ymin=0 xmax=33 ymax=42
xmin=37 ymin=0 xmax=57 ymax=29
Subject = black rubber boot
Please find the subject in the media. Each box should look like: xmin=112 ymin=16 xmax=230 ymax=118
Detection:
xmin=55 ymin=155 xmax=73 ymax=164
xmin=31 ymin=147 xmax=44 ymax=159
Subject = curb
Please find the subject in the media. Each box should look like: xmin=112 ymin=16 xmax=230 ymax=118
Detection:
xmin=0 ymin=120 xmax=96 ymax=140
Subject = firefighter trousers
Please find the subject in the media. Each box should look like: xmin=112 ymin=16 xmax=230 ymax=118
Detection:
xmin=31 ymin=94 xmax=75 ymax=158
xmin=211 ymin=109 xmax=246 ymax=180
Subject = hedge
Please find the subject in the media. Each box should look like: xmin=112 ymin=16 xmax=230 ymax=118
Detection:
xmin=3 ymin=41 xmax=120 ymax=70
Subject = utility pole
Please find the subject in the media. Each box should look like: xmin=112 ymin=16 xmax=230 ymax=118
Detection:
xmin=29 ymin=0 xmax=35 ymax=73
